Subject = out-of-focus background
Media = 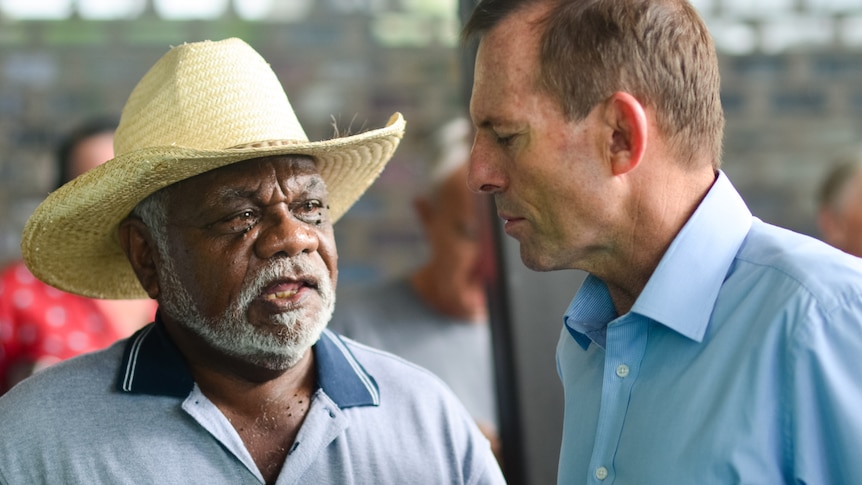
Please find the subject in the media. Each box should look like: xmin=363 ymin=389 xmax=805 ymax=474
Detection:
xmin=3 ymin=1 xmax=862 ymax=483
xmin=0 ymin=0 xmax=466 ymax=282
xmin=3 ymin=0 xmax=862 ymax=278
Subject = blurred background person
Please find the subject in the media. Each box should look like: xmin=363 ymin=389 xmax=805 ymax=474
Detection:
xmin=330 ymin=117 xmax=500 ymax=457
xmin=817 ymin=157 xmax=862 ymax=258
xmin=0 ymin=118 xmax=157 ymax=394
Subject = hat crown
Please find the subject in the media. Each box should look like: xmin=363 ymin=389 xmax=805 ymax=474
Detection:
xmin=114 ymin=38 xmax=307 ymax=156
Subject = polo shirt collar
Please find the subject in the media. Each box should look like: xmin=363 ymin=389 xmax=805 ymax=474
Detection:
xmin=116 ymin=314 xmax=379 ymax=408
xmin=564 ymin=171 xmax=752 ymax=349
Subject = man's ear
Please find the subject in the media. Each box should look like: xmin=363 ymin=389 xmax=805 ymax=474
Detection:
xmin=118 ymin=217 xmax=161 ymax=300
xmin=604 ymin=91 xmax=648 ymax=176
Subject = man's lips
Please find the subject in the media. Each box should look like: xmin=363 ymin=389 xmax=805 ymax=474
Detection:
xmin=260 ymin=278 xmax=315 ymax=302
xmin=263 ymin=287 xmax=299 ymax=301
xmin=498 ymin=211 xmax=526 ymax=234
xmin=497 ymin=208 xmax=520 ymax=221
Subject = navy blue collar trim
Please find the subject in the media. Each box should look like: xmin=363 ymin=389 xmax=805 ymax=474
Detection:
xmin=315 ymin=330 xmax=380 ymax=408
xmin=116 ymin=313 xmax=380 ymax=408
xmin=116 ymin=313 xmax=193 ymax=397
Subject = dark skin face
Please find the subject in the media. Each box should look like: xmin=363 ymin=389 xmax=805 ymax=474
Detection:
xmin=122 ymin=155 xmax=338 ymax=378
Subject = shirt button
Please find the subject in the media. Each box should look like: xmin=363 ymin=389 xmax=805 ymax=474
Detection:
xmin=595 ymin=466 xmax=608 ymax=480
xmin=616 ymin=364 xmax=630 ymax=378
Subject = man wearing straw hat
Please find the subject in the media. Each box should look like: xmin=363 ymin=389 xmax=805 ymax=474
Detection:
xmin=0 ymin=38 xmax=505 ymax=484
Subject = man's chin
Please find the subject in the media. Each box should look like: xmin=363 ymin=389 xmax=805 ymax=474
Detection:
xmin=227 ymin=333 xmax=315 ymax=371
xmin=519 ymin=245 xmax=543 ymax=271
xmin=247 ymin=303 xmax=325 ymax=327
xmin=245 ymin=347 xmax=311 ymax=371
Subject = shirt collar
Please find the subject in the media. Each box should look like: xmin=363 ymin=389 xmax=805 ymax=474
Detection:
xmin=116 ymin=314 xmax=380 ymax=408
xmin=564 ymin=171 xmax=752 ymax=349
xmin=563 ymin=274 xmax=616 ymax=350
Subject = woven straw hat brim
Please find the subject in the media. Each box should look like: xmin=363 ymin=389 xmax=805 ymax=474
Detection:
xmin=21 ymin=112 xmax=405 ymax=300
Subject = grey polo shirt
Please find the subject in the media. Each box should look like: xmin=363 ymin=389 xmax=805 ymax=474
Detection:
xmin=0 ymin=317 xmax=504 ymax=484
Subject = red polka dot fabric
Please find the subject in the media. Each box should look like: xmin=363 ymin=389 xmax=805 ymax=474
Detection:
xmin=0 ymin=261 xmax=156 ymax=394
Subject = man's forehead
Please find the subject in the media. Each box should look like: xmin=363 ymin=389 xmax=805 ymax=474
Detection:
xmin=202 ymin=155 xmax=319 ymax=181
xmin=171 ymin=154 xmax=323 ymax=198
xmin=471 ymin=5 xmax=545 ymax=119
xmin=221 ymin=154 xmax=318 ymax=174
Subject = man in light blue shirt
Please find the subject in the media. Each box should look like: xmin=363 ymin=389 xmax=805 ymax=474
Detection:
xmin=462 ymin=0 xmax=862 ymax=483
xmin=557 ymin=171 xmax=862 ymax=483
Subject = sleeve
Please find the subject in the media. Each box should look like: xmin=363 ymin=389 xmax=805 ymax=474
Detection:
xmin=790 ymin=293 xmax=862 ymax=484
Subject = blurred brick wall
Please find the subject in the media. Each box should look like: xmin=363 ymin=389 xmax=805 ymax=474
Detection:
xmin=2 ymin=8 xmax=862 ymax=289
xmin=720 ymin=52 xmax=862 ymax=238
xmin=0 ymin=11 xmax=465 ymax=286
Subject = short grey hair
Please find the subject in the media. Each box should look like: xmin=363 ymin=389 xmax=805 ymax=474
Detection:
xmin=130 ymin=186 xmax=172 ymax=252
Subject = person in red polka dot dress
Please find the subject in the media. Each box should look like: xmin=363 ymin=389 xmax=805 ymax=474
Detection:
xmin=0 ymin=120 xmax=157 ymax=395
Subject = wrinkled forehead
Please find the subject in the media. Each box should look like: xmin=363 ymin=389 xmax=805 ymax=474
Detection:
xmin=215 ymin=154 xmax=319 ymax=177
xmin=166 ymin=154 xmax=325 ymax=204
xmin=196 ymin=154 xmax=318 ymax=184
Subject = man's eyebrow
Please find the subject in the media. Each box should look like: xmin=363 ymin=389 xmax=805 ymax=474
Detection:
xmin=306 ymin=176 xmax=324 ymax=191
xmin=213 ymin=187 xmax=257 ymax=202
xmin=208 ymin=173 xmax=325 ymax=202
xmin=475 ymin=118 xmax=494 ymax=130
xmin=474 ymin=116 xmax=508 ymax=131
xmin=287 ymin=172 xmax=326 ymax=194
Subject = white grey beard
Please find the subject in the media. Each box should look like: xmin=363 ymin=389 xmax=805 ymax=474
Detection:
xmin=157 ymin=254 xmax=334 ymax=371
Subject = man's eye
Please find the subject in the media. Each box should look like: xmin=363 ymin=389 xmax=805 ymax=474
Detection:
xmin=495 ymin=133 xmax=515 ymax=147
xmin=293 ymin=200 xmax=329 ymax=225
xmin=223 ymin=210 xmax=258 ymax=233
xmin=301 ymin=200 xmax=323 ymax=211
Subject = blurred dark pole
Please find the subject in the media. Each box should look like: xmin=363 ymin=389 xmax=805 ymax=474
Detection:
xmin=458 ymin=1 xmax=527 ymax=484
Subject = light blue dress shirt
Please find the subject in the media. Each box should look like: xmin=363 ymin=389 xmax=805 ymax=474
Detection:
xmin=557 ymin=171 xmax=862 ymax=484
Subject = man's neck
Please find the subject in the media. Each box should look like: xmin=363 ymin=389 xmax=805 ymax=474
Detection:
xmin=188 ymin=349 xmax=317 ymax=413
xmin=185 ymin=343 xmax=318 ymax=485
xmin=596 ymin=165 xmax=718 ymax=316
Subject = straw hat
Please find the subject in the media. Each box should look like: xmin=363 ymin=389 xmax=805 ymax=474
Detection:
xmin=21 ymin=38 xmax=406 ymax=300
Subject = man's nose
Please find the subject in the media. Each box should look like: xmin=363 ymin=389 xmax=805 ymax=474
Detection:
xmin=254 ymin=206 xmax=319 ymax=259
xmin=467 ymin=140 xmax=506 ymax=194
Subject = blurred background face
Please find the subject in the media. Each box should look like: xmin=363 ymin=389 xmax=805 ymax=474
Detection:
xmin=842 ymin=177 xmax=862 ymax=257
xmin=820 ymin=169 xmax=862 ymax=258
xmin=419 ymin=163 xmax=487 ymax=319
xmin=67 ymin=132 xmax=115 ymax=179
